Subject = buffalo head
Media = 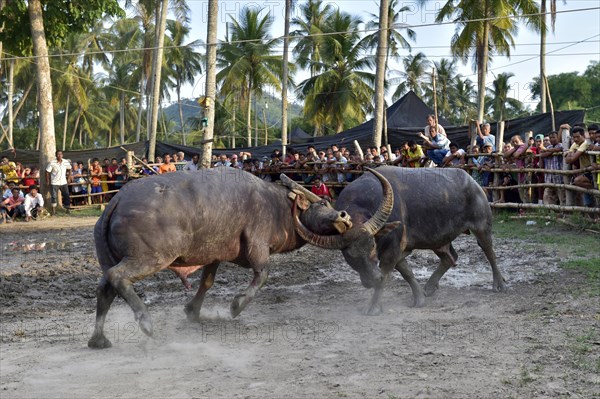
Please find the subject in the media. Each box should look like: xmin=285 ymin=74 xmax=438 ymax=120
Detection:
xmin=289 ymin=168 xmax=395 ymax=288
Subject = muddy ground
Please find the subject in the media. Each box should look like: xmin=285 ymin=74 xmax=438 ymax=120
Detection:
xmin=0 ymin=217 xmax=598 ymax=398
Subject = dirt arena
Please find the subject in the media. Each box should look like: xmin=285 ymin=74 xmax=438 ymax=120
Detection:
xmin=1 ymin=217 xmax=598 ymax=398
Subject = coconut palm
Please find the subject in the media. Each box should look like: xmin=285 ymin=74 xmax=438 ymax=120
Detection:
xmin=363 ymin=0 xmax=416 ymax=60
xmin=291 ymin=0 xmax=334 ymax=77
xmin=430 ymin=0 xmax=541 ymax=121
xmin=297 ymin=10 xmax=375 ymax=134
xmin=450 ymin=77 xmax=477 ymax=125
xmin=217 ymin=8 xmax=283 ymax=144
xmin=390 ymin=52 xmax=430 ymax=100
xmin=487 ymin=72 xmax=523 ymax=121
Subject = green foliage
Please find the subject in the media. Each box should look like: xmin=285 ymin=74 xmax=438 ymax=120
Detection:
xmin=0 ymin=0 xmax=124 ymax=55
xmin=530 ymin=61 xmax=600 ymax=122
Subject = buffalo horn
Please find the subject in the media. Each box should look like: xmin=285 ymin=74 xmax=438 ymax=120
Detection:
xmin=362 ymin=168 xmax=394 ymax=235
xmin=292 ymin=200 xmax=345 ymax=249
xmin=280 ymin=173 xmax=322 ymax=203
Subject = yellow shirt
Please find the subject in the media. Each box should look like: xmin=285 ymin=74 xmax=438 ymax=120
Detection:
xmin=1 ymin=161 xmax=19 ymax=183
xmin=406 ymin=145 xmax=424 ymax=168
xmin=568 ymin=142 xmax=590 ymax=168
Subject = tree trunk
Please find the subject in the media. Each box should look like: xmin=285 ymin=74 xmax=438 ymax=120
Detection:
xmin=200 ymin=0 xmax=218 ymax=168
xmin=70 ymin=108 xmax=82 ymax=149
xmin=0 ymin=0 xmax=5 ymax=82
xmin=178 ymin=86 xmax=186 ymax=145
xmin=62 ymin=93 xmax=70 ymax=151
xmin=372 ymin=0 xmax=389 ymax=149
xmin=477 ymin=0 xmax=490 ymax=122
xmin=7 ymin=58 xmax=14 ymax=148
xmin=246 ymin=87 xmax=253 ymax=147
xmin=148 ymin=0 xmax=168 ymax=161
xmin=28 ymin=0 xmax=56 ymax=200
xmin=281 ymin=0 xmax=291 ymax=157
xmin=540 ymin=0 xmax=547 ymax=113
xmin=14 ymin=79 xmax=34 ymax=119
xmin=136 ymin=70 xmax=144 ymax=142
xmin=120 ymin=91 xmax=125 ymax=144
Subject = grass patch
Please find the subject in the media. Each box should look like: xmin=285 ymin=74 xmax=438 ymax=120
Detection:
xmin=493 ymin=215 xmax=599 ymax=296
xmin=69 ymin=207 xmax=103 ymax=217
xmin=566 ymin=329 xmax=600 ymax=373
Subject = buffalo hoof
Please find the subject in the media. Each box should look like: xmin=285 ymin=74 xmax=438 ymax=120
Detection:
xmin=88 ymin=333 xmax=112 ymax=349
xmin=230 ymin=294 xmax=246 ymax=318
xmin=137 ymin=313 xmax=154 ymax=337
xmin=411 ymin=294 xmax=426 ymax=308
xmin=363 ymin=303 xmax=383 ymax=316
xmin=184 ymin=305 xmax=201 ymax=323
xmin=423 ymin=282 xmax=438 ymax=297
xmin=493 ymin=279 xmax=508 ymax=293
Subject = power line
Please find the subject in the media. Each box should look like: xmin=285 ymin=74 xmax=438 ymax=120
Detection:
xmin=1 ymin=5 xmax=598 ymax=62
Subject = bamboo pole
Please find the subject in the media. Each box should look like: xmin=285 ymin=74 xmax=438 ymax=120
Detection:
xmin=491 ymin=202 xmax=599 ymax=214
xmin=354 ymin=140 xmax=365 ymax=161
xmin=543 ymin=73 xmax=556 ymax=131
xmin=432 ymin=68 xmax=438 ymax=130
xmin=120 ymin=146 xmax=157 ymax=174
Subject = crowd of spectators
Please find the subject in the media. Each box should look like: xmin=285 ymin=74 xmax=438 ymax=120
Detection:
xmin=1 ymin=119 xmax=598 ymax=223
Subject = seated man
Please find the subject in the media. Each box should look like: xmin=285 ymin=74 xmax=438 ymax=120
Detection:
xmin=310 ymin=176 xmax=332 ymax=202
xmin=402 ymin=140 xmax=425 ymax=168
xmin=20 ymin=185 xmax=44 ymax=222
xmin=1 ymin=188 xmax=24 ymax=223
xmin=442 ymin=142 xmax=466 ymax=167
xmin=419 ymin=128 xmax=450 ymax=166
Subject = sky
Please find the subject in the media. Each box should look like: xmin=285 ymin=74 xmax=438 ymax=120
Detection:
xmin=162 ymin=0 xmax=600 ymax=112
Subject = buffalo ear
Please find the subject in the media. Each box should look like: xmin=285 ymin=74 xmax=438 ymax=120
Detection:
xmin=375 ymin=221 xmax=402 ymax=237
xmin=295 ymin=195 xmax=310 ymax=211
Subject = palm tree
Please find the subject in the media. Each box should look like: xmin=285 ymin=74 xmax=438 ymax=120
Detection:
xmin=426 ymin=58 xmax=460 ymax=121
xmin=291 ymin=0 xmax=334 ymax=78
xmin=165 ymin=19 xmax=203 ymax=144
xmin=297 ymin=10 xmax=375 ymax=134
xmin=488 ymin=72 xmax=522 ymax=121
xmin=452 ymin=77 xmax=477 ymax=125
xmin=390 ymin=52 xmax=430 ymax=100
xmin=431 ymin=0 xmax=541 ymax=121
xmin=363 ymin=0 xmax=416 ymax=60
xmin=201 ymin=0 xmax=217 ymax=168
xmin=217 ymin=8 xmax=283 ymax=144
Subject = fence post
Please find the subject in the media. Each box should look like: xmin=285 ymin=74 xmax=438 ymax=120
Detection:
xmin=492 ymin=121 xmax=505 ymax=202
xmin=561 ymin=127 xmax=574 ymax=206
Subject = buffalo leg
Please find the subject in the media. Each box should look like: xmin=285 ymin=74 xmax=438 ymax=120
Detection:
xmin=230 ymin=265 xmax=269 ymax=318
xmin=394 ymin=257 xmax=426 ymax=308
xmin=364 ymin=249 xmax=398 ymax=315
xmin=473 ymin=229 xmax=507 ymax=292
xmin=88 ymin=276 xmax=118 ymax=349
xmin=106 ymin=258 xmax=170 ymax=337
xmin=424 ymin=244 xmax=457 ymax=297
xmin=184 ymin=262 xmax=220 ymax=322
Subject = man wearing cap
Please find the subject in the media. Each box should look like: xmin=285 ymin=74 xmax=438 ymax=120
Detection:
xmin=476 ymin=121 xmax=496 ymax=151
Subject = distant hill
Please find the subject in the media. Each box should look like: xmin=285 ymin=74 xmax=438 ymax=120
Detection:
xmin=163 ymin=95 xmax=304 ymax=130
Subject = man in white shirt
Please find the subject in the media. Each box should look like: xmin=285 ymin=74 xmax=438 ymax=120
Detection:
xmin=21 ymin=185 xmax=44 ymax=221
xmin=423 ymin=114 xmax=446 ymax=138
xmin=45 ymin=150 xmax=72 ymax=214
xmin=183 ymin=153 xmax=200 ymax=171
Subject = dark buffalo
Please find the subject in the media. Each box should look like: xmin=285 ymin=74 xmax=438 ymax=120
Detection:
xmin=88 ymin=168 xmax=391 ymax=348
xmin=294 ymin=166 xmax=507 ymax=314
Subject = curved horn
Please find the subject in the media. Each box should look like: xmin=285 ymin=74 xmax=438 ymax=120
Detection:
xmin=280 ymin=173 xmax=322 ymax=203
xmin=362 ymin=167 xmax=394 ymax=235
xmin=292 ymin=200 xmax=345 ymax=249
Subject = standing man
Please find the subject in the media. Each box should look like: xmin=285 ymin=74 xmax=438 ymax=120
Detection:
xmin=45 ymin=150 xmax=72 ymax=215
xmin=183 ymin=153 xmax=200 ymax=171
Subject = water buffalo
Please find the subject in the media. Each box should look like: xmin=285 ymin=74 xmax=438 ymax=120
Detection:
xmin=293 ymin=166 xmax=507 ymax=314
xmin=88 ymin=168 xmax=391 ymax=348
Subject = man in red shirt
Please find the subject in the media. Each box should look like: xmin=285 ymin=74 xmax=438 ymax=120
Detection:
xmin=311 ymin=176 xmax=332 ymax=202
xmin=1 ymin=188 xmax=24 ymax=223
